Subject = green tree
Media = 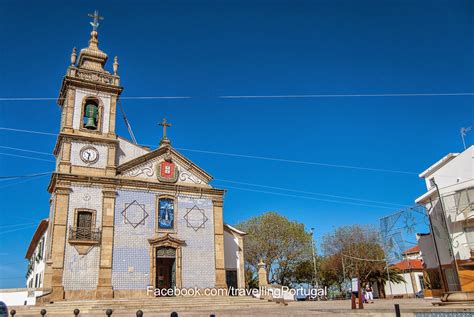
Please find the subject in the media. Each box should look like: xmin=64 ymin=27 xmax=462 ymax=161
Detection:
xmin=237 ymin=212 xmax=313 ymax=286
xmin=321 ymin=225 xmax=387 ymax=288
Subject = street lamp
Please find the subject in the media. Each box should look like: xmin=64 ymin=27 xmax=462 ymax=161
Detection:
xmin=309 ymin=228 xmax=318 ymax=289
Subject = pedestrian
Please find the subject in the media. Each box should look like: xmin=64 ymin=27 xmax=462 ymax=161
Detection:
xmin=365 ymin=283 xmax=374 ymax=303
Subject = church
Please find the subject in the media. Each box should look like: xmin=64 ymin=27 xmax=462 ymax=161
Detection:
xmin=35 ymin=11 xmax=246 ymax=301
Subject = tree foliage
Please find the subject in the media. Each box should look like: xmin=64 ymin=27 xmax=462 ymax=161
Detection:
xmin=237 ymin=212 xmax=313 ymax=286
xmin=321 ymin=224 xmax=404 ymax=295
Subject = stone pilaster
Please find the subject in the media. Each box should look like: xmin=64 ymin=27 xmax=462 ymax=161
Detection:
xmin=213 ymin=199 xmax=226 ymax=288
xmin=108 ymin=95 xmax=117 ymax=136
xmin=96 ymin=186 xmax=116 ymax=299
xmin=58 ymin=138 xmax=72 ymax=174
xmin=105 ymin=143 xmax=116 ymax=177
xmin=62 ymin=88 xmax=76 ymax=133
xmin=49 ymin=182 xmax=72 ymax=301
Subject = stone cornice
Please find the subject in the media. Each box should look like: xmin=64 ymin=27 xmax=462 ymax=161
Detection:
xmin=212 ymin=199 xmax=224 ymax=207
xmin=53 ymin=131 xmax=118 ymax=156
xmin=148 ymin=233 xmax=186 ymax=247
xmin=48 ymin=172 xmax=226 ymax=198
xmin=57 ymin=70 xmax=123 ymax=107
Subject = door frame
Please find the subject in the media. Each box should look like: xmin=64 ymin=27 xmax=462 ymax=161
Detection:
xmin=148 ymin=234 xmax=185 ymax=291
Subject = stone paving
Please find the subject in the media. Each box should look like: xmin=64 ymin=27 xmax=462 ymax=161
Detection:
xmin=9 ymin=297 xmax=474 ymax=317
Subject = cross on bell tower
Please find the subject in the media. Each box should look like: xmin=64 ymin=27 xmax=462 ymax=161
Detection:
xmin=159 ymin=118 xmax=172 ymax=147
xmin=88 ymin=10 xmax=104 ymax=32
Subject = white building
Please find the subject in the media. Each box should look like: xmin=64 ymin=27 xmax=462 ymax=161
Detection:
xmin=415 ymin=145 xmax=474 ymax=292
xmin=384 ymin=246 xmax=424 ymax=298
xmin=25 ymin=219 xmax=48 ymax=290
xmin=0 ymin=219 xmax=49 ymax=307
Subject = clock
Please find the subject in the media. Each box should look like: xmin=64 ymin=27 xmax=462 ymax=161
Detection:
xmin=80 ymin=146 xmax=99 ymax=164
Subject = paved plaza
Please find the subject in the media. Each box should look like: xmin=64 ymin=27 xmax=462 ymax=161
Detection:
xmin=9 ymin=297 xmax=474 ymax=317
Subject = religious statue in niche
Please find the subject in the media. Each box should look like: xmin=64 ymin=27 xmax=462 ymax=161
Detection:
xmin=158 ymin=198 xmax=174 ymax=230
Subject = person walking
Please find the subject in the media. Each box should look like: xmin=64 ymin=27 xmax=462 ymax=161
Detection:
xmin=365 ymin=283 xmax=374 ymax=303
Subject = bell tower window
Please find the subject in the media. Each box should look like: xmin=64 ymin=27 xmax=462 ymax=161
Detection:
xmin=83 ymin=99 xmax=99 ymax=130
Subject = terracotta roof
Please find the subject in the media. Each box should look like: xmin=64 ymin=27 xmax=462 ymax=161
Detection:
xmin=402 ymin=245 xmax=420 ymax=255
xmin=393 ymin=259 xmax=423 ymax=271
xmin=25 ymin=219 xmax=48 ymax=259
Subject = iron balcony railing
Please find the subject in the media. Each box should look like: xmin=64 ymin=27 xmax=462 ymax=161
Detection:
xmin=69 ymin=226 xmax=101 ymax=242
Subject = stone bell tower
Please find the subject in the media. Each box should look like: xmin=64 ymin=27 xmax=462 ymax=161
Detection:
xmin=43 ymin=11 xmax=123 ymax=301
xmin=54 ymin=10 xmax=123 ymax=178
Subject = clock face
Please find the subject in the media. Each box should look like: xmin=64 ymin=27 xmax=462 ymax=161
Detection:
xmin=80 ymin=146 xmax=99 ymax=164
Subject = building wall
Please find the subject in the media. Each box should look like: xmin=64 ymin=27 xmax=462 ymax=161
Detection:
xmin=116 ymin=137 xmax=149 ymax=165
xmin=384 ymin=272 xmax=423 ymax=297
xmin=224 ymin=231 xmax=239 ymax=270
xmin=62 ymin=185 xmax=102 ymax=290
xmin=111 ymin=188 xmax=216 ymax=290
xmin=25 ymin=231 xmax=48 ymax=289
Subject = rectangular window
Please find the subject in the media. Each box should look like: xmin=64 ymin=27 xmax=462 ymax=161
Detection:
xmin=158 ymin=198 xmax=174 ymax=230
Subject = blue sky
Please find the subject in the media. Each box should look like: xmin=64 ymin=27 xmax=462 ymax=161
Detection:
xmin=0 ymin=0 xmax=473 ymax=287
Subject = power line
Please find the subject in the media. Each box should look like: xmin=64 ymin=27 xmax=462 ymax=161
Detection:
xmin=0 ymin=224 xmax=38 ymax=235
xmin=213 ymin=178 xmax=409 ymax=207
xmin=0 ymin=92 xmax=474 ymax=101
xmin=0 ymin=174 xmax=50 ymax=189
xmin=0 ymin=222 xmax=38 ymax=229
xmin=0 ymin=127 xmax=57 ymax=136
xmin=223 ymin=185 xmax=397 ymax=210
xmin=0 ymin=127 xmax=419 ymax=175
xmin=0 ymin=172 xmax=52 ymax=181
xmin=0 ymin=146 xmax=52 ymax=156
xmin=220 ymin=92 xmax=474 ymax=99
xmin=0 ymin=152 xmax=55 ymax=163
xmin=177 ymin=147 xmax=418 ymax=175
xmin=0 ymin=96 xmax=191 ymax=101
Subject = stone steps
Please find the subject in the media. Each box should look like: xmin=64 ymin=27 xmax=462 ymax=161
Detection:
xmin=10 ymin=296 xmax=280 ymax=316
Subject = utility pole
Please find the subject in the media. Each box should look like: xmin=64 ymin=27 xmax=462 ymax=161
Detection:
xmin=310 ymin=228 xmax=318 ymax=289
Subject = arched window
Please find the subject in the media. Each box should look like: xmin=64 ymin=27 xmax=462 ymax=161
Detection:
xmin=83 ymin=99 xmax=99 ymax=130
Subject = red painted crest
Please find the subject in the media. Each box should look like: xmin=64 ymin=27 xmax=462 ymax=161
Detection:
xmin=157 ymin=159 xmax=179 ymax=183
xmin=160 ymin=161 xmax=175 ymax=178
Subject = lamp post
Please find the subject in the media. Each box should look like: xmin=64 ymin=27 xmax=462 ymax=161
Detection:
xmin=310 ymin=228 xmax=318 ymax=289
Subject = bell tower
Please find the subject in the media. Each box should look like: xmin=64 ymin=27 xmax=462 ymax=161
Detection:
xmin=54 ymin=10 xmax=123 ymax=177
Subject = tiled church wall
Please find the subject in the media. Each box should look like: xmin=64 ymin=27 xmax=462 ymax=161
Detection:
xmin=62 ymin=185 xmax=102 ymax=290
xmin=112 ymin=189 xmax=155 ymax=290
xmin=177 ymin=196 xmax=215 ymax=288
xmin=111 ymin=188 xmax=215 ymax=290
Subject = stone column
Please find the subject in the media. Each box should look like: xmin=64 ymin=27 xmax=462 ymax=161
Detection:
xmin=258 ymin=259 xmax=268 ymax=287
xmin=49 ymin=181 xmax=72 ymax=301
xmin=213 ymin=199 xmax=226 ymax=289
xmin=96 ymin=186 xmax=117 ymax=299
xmin=237 ymin=235 xmax=246 ymax=289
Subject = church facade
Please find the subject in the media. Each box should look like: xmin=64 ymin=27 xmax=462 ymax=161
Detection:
xmin=38 ymin=13 xmax=245 ymax=301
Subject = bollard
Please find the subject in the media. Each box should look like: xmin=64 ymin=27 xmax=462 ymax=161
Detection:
xmin=74 ymin=308 xmax=80 ymax=316
xmin=10 ymin=309 xmax=16 ymax=316
xmin=40 ymin=309 xmax=47 ymax=316
xmin=394 ymin=303 xmax=401 ymax=317
xmin=106 ymin=308 xmax=113 ymax=316
xmin=136 ymin=310 xmax=143 ymax=317
xmin=171 ymin=312 xmax=178 ymax=317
